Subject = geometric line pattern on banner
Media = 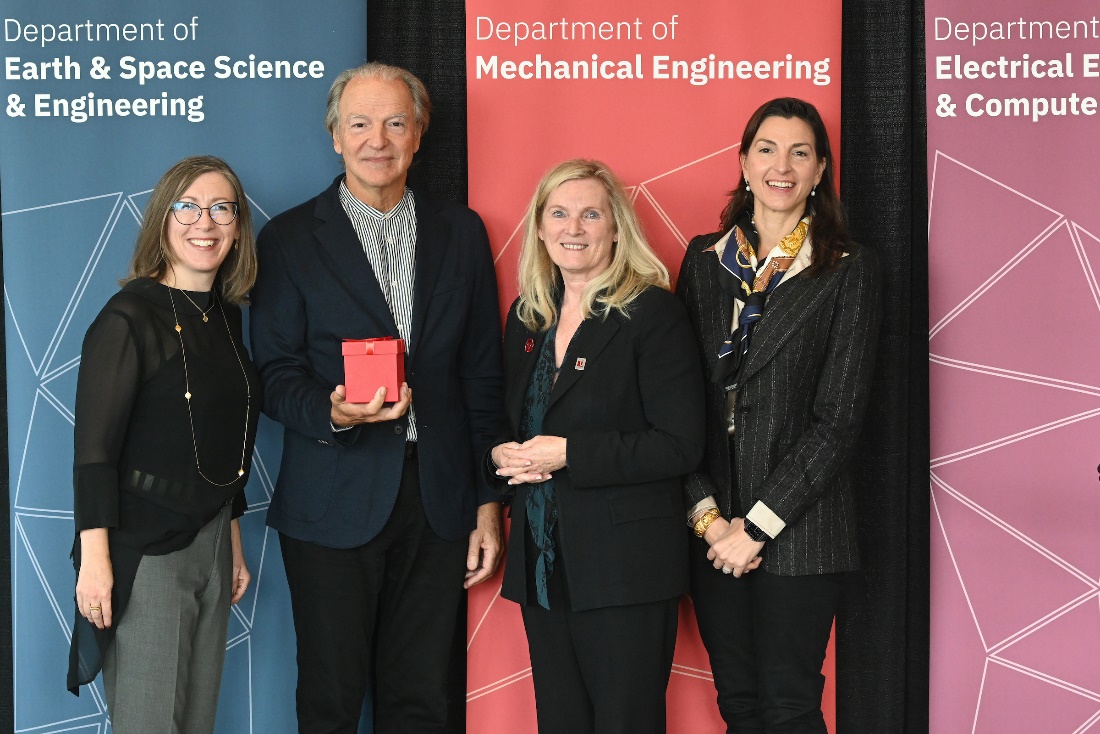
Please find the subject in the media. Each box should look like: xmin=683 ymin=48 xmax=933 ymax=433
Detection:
xmin=931 ymin=476 xmax=1095 ymax=650
xmin=490 ymin=142 xmax=741 ymax=275
xmin=467 ymin=669 xmax=533 ymax=703
xmin=669 ymin=663 xmax=715 ymax=683
xmin=929 ymin=153 xmax=1100 ymax=734
xmin=971 ymin=658 xmax=1100 ymax=734
xmin=930 ymin=402 xmax=1100 ymax=469
xmin=5 ymin=193 xmax=276 ymax=734
xmin=466 ymin=520 xmax=531 ymax=712
xmin=927 ymin=151 xmax=1062 ymax=337
xmin=930 ymin=219 xmax=1100 ymax=389
xmin=931 ymin=486 xmax=1100 ymax=734
xmin=994 ymin=599 xmax=1100 ymax=704
xmin=2 ymin=193 xmax=125 ymax=378
xmin=14 ymin=514 xmax=105 ymax=728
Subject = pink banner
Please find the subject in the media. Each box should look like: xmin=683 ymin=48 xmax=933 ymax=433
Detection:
xmin=926 ymin=3 xmax=1100 ymax=731
xmin=465 ymin=1 xmax=842 ymax=730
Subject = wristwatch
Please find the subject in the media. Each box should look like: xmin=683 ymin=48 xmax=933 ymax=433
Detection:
xmin=743 ymin=517 xmax=770 ymax=543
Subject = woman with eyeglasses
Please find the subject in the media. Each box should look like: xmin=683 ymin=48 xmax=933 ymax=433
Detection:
xmin=66 ymin=156 xmax=261 ymax=734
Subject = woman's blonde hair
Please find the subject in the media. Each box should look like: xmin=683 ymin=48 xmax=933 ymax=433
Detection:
xmin=516 ymin=159 xmax=669 ymax=331
xmin=122 ymin=155 xmax=257 ymax=305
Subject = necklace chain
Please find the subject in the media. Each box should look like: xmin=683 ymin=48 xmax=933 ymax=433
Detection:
xmin=176 ymin=288 xmax=214 ymax=323
xmin=167 ymin=287 xmax=251 ymax=487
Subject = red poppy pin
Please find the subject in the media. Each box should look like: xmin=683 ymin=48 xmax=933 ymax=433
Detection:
xmin=575 ymin=358 xmax=586 ymax=370
xmin=524 ymin=338 xmax=534 ymax=353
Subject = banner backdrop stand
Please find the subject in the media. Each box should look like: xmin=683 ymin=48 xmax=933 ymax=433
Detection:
xmin=465 ymin=1 xmax=842 ymax=730
xmin=0 ymin=3 xmax=364 ymax=731
xmin=926 ymin=2 xmax=1100 ymax=731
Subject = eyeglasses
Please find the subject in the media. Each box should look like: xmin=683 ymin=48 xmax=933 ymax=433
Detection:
xmin=170 ymin=201 xmax=239 ymax=226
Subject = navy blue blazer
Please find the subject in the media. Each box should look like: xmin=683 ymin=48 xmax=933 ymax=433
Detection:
xmin=250 ymin=177 xmax=505 ymax=547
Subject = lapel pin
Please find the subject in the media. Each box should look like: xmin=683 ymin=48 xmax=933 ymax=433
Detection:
xmin=575 ymin=357 xmax=586 ymax=371
xmin=524 ymin=338 xmax=534 ymax=353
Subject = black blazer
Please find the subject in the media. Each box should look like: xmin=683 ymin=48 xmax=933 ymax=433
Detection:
xmin=676 ymin=235 xmax=881 ymax=575
xmin=250 ymin=177 xmax=505 ymax=548
xmin=493 ymin=287 xmax=705 ymax=611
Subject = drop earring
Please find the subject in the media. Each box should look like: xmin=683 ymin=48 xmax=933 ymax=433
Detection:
xmin=810 ymin=185 xmax=817 ymax=197
xmin=744 ymin=178 xmax=751 ymax=192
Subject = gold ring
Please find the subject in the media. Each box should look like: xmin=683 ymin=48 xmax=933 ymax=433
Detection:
xmin=88 ymin=605 xmax=101 ymax=612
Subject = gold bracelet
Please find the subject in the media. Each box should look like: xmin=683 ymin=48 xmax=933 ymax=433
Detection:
xmin=693 ymin=508 xmax=722 ymax=538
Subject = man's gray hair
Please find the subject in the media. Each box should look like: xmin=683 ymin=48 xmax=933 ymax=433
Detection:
xmin=325 ymin=62 xmax=431 ymax=136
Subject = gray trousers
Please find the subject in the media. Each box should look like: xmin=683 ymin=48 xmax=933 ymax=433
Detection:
xmin=103 ymin=505 xmax=233 ymax=734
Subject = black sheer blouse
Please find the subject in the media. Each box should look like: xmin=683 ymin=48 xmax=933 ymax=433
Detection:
xmin=67 ymin=277 xmax=260 ymax=693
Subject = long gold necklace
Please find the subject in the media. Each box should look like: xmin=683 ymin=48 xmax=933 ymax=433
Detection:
xmin=176 ymin=288 xmax=215 ymax=322
xmin=167 ymin=287 xmax=250 ymax=486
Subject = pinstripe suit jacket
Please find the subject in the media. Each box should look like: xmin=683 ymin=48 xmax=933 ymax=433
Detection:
xmin=676 ymin=233 xmax=881 ymax=575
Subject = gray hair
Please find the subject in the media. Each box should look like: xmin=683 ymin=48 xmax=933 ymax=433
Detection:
xmin=325 ymin=62 xmax=431 ymax=136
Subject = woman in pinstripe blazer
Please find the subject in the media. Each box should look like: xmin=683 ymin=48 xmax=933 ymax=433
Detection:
xmin=676 ymin=98 xmax=881 ymax=733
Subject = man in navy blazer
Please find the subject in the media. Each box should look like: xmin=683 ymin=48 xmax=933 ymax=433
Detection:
xmin=249 ymin=62 xmax=505 ymax=733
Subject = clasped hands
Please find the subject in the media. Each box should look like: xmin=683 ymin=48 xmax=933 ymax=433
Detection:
xmin=492 ymin=436 xmax=567 ymax=485
xmin=700 ymin=515 xmax=764 ymax=578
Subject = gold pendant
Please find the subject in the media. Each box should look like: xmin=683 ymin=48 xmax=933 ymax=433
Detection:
xmin=202 ymin=314 xmax=209 ymax=323
xmin=238 ymin=468 xmax=244 ymax=476
xmin=175 ymin=324 xmax=182 ymax=333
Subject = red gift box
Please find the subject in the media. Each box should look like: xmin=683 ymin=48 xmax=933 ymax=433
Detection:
xmin=341 ymin=337 xmax=406 ymax=403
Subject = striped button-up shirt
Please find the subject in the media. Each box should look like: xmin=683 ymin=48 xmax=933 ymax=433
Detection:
xmin=339 ymin=182 xmax=418 ymax=441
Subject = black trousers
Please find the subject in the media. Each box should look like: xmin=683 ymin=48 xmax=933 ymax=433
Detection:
xmin=519 ymin=524 xmax=679 ymax=734
xmin=280 ymin=445 xmax=469 ymax=734
xmin=689 ymin=536 xmax=842 ymax=734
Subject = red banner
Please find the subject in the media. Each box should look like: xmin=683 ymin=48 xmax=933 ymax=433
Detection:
xmin=466 ymin=2 xmax=842 ymax=729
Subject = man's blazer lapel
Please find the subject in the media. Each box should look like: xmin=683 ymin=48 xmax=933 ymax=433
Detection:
xmin=739 ymin=269 xmax=844 ymax=385
xmin=409 ymin=196 xmax=446 ymax=356
xmin=312 ymin=185 xmax=398 ymax=333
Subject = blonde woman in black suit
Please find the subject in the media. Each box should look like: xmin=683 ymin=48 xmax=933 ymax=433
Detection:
xmin=489 ymin=159 xmax=705 ymax=734
xmin=676 ymin=98 xmax=881 ymax=733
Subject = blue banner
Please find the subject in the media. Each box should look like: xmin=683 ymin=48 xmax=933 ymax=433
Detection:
xmin=0 ymin=1 xmax=365 ymax=731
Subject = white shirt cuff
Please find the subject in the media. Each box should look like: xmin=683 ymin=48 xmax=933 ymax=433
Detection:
xmin=746 ymin=501 xmax=785 ymax=539
xmin=687 ymin=497 xmax=719 ymax=526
